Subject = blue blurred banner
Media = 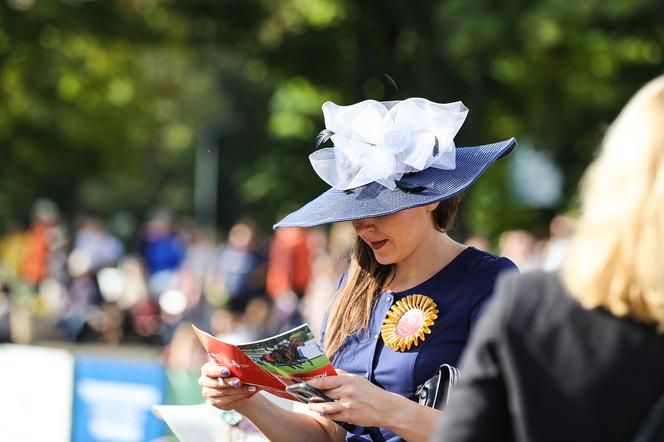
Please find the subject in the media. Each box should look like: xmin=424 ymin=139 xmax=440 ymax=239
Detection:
xmin=72 ymin=354 xmax=167 ymax=442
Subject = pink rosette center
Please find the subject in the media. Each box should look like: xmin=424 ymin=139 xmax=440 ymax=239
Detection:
xmin=396 ymin=309 xmax=425 ymax=337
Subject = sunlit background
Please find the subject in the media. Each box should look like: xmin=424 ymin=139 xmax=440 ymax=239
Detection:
xmin=1 ymin=0 xmax=663 ymax=440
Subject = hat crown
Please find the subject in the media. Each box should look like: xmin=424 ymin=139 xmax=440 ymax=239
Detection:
xmin=310 ymin=98 xmax=469 ymax=190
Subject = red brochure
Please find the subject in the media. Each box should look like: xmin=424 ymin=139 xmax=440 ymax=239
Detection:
xmin=192 ymin=324 xmax=337 ymax=400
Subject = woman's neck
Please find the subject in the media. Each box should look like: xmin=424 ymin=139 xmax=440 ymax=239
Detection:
xmin=387 ymin=232 xmax=466 ymax=292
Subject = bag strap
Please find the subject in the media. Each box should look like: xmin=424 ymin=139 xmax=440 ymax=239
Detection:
xmin=632 ymin=390 xmax=664 ymax=442
xmin=437 ymin=364 xmax=459 ymax=408
xmin=416 ymin=364 xmax=460 ymax=409
xmin=335 ymin=421 xmax=385 ymax=442
xmin=366 ymin=427 xmax=386 ymax=442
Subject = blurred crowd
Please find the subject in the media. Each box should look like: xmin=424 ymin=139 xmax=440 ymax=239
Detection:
xmin=0 ymin=200 xmax=356 ymax=353
xmin=0 ymin=198 xmax=574 ymax=356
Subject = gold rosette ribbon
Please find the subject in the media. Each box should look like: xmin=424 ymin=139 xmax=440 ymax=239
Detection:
xmin=380 ymin=294 xmax=438 ymax=352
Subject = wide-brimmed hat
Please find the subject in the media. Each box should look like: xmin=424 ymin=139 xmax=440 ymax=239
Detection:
xmin=274 ymin=98 xmax=516 ymax=229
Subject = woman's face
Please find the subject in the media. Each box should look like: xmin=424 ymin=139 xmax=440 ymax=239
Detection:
xmin=351 ymin=203 xmax=439 ymax=265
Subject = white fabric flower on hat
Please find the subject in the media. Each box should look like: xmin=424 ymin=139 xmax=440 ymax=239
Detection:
xmin=309 ymin=98 xmax=469 ymax=190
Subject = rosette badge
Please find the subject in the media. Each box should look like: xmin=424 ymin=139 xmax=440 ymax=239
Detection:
xmin=381 ymin=294 xmax=439 ymax=352
xmin=310 ymin=98 xmax=469 ymax=191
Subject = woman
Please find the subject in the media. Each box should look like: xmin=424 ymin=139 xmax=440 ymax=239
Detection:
xmin=432 ymin=77 xmax=664 ymax=442
xmin=199 ymin=98 xmax=518 ymax=441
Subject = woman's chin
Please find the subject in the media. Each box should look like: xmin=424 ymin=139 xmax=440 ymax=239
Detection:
xmin=373 ymin=251 xmax=396 ymax=265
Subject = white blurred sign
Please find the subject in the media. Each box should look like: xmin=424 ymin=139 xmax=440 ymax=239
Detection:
xmin=153 ymin=392 xmax=295 ymax=442
xmin=0 ymin=344 xmax=74 ymax=442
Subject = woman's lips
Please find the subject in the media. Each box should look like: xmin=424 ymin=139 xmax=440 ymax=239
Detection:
xmin=369 ymin=240 xmax=388 ymax=250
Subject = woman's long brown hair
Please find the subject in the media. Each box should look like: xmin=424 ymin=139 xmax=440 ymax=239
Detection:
xmin=323 ymin=195 xmax=462 ymax=359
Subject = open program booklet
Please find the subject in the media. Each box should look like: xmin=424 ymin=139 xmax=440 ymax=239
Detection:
xmin=192 ymin=324 xmax=337 ymax=400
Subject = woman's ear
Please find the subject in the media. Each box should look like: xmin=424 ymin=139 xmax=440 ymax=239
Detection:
xmin=426 ymin=202 xmax=440 ymax=212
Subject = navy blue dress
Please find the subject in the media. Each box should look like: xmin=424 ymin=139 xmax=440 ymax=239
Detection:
xmin=320 ymin=247 xmax=517 ymax=441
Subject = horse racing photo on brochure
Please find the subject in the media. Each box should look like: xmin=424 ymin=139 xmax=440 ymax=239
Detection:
xmin=241 ymin=327 xmax=331 ymax=377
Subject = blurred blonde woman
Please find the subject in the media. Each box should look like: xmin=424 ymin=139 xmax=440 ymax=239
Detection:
xmin=432 ymin=76 xmax=664 ymax=442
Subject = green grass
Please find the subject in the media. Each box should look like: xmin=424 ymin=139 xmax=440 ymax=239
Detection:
xmin=255 ymin=354 xmax=331 ymax=376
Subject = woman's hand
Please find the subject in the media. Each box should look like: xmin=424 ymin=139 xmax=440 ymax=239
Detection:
xmin=306 ymin=369 xmax=396 ymax=428
xmin=198 ymin=361 xmax=259 ymax=411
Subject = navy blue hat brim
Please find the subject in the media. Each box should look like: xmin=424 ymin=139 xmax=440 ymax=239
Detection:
xmin=274 ymin=137 xmax=516 ymax=229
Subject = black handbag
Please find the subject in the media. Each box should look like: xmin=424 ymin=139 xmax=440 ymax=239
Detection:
xmin=416 ymin=364 xmax=459 ymax=410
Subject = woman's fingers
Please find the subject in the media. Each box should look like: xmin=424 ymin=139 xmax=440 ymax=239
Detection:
xmin=201 ymin=387 xmax=251 ymax=399
xmin=198 ymin=375 xmax=242 ymax=389
xmin=309 ymin=400 xmax=349 ymax=419
xmin=308 ymin=374 xmax=346 ymax=390
xmin=202 ymin=386 xmax=226 ymax=399
xmin=307 ymin=373 xmax=392 ymax=428
xmin=220 ymin=377 xmax=242 ymax=388
xmin=199 ymin=361 xmax=259 ymax=411
xmin=201 ymin=361 xmax=231 ymax=378
xmin=202 ymin=385 xmax=253 ymax=399
xmin=203 ymin=384 xmax=258 ymax=410
xmin=198 ymin=375 xmax=220 ymax=388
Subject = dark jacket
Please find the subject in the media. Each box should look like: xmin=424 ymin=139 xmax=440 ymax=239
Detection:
xmin=432 ymin=271 xmax=664 ymax=442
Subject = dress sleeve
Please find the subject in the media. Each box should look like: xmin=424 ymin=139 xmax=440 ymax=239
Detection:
xmin=431 ymin=271 xmax=518 ymax=442
xmin=469 ymin=257 xmax=518 ymax=329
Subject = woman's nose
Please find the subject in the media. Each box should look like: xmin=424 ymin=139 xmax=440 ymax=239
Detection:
xmin=352 ymin=218 xmax=375 ymax=233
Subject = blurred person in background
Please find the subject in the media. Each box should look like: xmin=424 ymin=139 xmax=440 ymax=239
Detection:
xmin=463 ymin=234 xmax=490 ymax=252
xmin=0 ymin=223 xmax=25 ymax=341
xmin=165 ymin=227 xmax=219 ymax=332
xmin=301 ymin=223 xmax=356 ymax=336
xmin=182 ymin=227 xmax=218 ymax=294
xmin=241 ymin=296 xmax=278 ymax=340
xmin=215 ymin=218 xmax=268 ymax=314
xmin=208 ymin=298 xmax=277 ymax=345
xmin=129 ymin=293 xmax=162 ymax=345
xmin=20 ymin=198 xmax=61 ymax=286
xmin=0 ymin=221 xmax=26 ymax=279
xmin=140 ymin=208 xmax=185 ymax=278
xmin=498 ymin=229 xmax=540 ymax=271
xmin=10 ymin=199 xmax=69 ymax=343
xmin=540 ymin=214 xmax=575 ymax=272
xmin=327 ymin=222 xmax=357 ymax=275
xmin=114 ymin=255 xmax=152 ymax=343
xmin=59 ymin=247 xmax=99 ymax=341
xmin=200 ymin=98 xmax=518 ymax=441
xmin=57 ymin=216 xmax=125 ymax=343
xmin=266 ymin=226 xmax=311 ymax=330
xmin=208 ymin=307 xmax=253 ymax=343
xmin=299 ymin=227 xmax=335 ymax=334
xmin=433 ymin=76 xmax=664 ymax=442
xmin=0 ymin=280 xmax=9 ymax=342
xmin=135 ymin=209 xmax=186 ymax=343
xmin=73 ymin=215 xmax=124 ymax=272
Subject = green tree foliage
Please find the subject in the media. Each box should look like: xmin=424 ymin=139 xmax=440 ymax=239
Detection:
xmin=1 ymin=0 xmax=663 ymax=239
xmin=0 ymin=0 xmax=224 ymax=225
